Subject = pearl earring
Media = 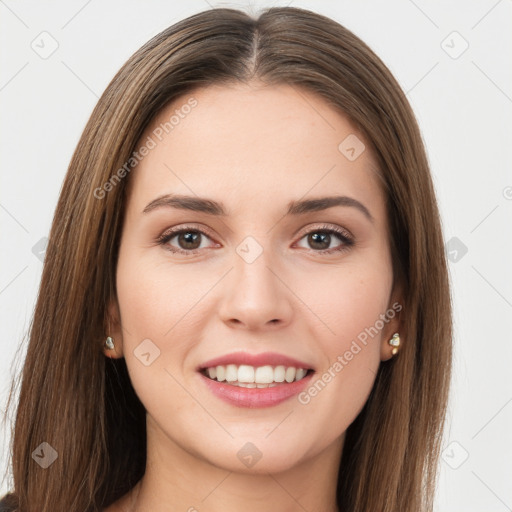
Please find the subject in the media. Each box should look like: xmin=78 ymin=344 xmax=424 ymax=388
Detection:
xmin=105 ymin=336 xmax=115 ymax=350
xmin=388 ymin=333 xmax=400 ymax=355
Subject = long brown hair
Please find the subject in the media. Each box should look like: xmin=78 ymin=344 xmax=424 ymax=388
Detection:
xmin=1 ymin=6 xmax=452 ymax=511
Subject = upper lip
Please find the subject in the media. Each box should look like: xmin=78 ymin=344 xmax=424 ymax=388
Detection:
xmin=198 ymin=351 xmax=315 ymax=371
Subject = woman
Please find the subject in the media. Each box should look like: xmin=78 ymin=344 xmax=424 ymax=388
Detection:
xmin=0 ymin=6 xmax=452 ymax=511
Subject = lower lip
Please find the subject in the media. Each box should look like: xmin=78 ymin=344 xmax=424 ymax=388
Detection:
xmin=198 ymin=371 xmax=314 ymax=408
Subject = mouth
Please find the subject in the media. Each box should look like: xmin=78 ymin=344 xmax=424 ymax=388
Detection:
xmin=199 ymin=364 xmax=315 ymax=388
xmin=196 ymin=351 xmax=316 ymax=407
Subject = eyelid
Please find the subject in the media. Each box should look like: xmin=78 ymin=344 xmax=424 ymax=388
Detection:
xmin=156 ymin=222 xmax=217 ymax=242
xmin=157 ymin=222 xmax=353 ymax=241
xmin=294 ymin=222 xmax=354 ymax=241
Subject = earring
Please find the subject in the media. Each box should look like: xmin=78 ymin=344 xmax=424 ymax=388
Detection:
xmin=105 ymin=336 xmax=115 ymax=350
xmin=388 ymin=333 xmax=400 ymax=355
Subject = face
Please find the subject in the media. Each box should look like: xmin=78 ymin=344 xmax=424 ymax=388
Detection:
xmin=106 ymin=82 xmax=401 ymax=474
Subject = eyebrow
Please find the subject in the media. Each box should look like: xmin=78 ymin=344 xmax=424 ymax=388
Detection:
xmin=142 ymin=194 xmax=373 ymax=222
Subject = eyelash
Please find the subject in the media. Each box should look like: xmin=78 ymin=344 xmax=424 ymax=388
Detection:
xmin=156 ymin=224 xmax=355 ymax=257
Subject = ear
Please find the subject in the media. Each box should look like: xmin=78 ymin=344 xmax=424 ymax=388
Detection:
xmin=102 ymin=298 xmax=125 ymax=359
xmin=380 ymin=284 xmax=404 ymax=362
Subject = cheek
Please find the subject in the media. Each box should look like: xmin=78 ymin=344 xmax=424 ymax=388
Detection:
xmin=296 ymin=259 xmax=391 ymax=401
xmin=114 ymin=250 xmax=207 ymax=398
xmin=116 ymin=249 xmax=210 ymax=337
xmin=292 ymin=267 xmax=391 ymax=443
xmin=301 ymin=259 xmax=392 ymax=347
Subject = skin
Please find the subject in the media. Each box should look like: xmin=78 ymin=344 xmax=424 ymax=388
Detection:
xmin=103 ymin=81 xmax=402 ymax=512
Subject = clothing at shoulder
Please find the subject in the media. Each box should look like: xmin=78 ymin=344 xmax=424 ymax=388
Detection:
xmin=0 ymin=492 xmax=120 ymax=511
xmin=0 ymin=492 xmax=16 ymax=512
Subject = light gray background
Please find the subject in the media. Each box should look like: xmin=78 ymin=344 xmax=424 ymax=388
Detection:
xmin=1 ymin=0 xmax=511 ymax=510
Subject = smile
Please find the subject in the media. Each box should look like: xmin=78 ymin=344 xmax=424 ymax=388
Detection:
xmin=201 ymin=364 xmax=312 ymax=388
xmin=198 ymin=364 xmax=315 ymax=408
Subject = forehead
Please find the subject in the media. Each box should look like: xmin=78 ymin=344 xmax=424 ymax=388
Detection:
xmin=126 ymin=82 xmax=384 ymax=217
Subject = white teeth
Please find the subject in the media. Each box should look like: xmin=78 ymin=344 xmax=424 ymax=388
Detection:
xmin=295 ymin=368 xmax=307 ymax=381
xmin=237 ymin=382 xmax=255 ymax=388
xmin=203 ymin=364 xmax=310 ymax=384
xmin=255 ymin=365 xmax=274 ymax=384
xmin=231 ymin=382 xmax=277 ymax=388
xmin=216 ymin=366 xmax=226 ymax=382
xmin=274 ymin=365 xmax=286 ymax=382
xmin=225 ymin=364 xmax=238 ymax=382
xmin=285 ymin=367 xmax=296 ymax=383
xmin=237 ymin=365 xmax=255 ymax=383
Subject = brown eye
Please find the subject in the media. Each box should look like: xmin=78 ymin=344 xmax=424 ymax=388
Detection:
xmin=157 ymin=224 xmax=354 ymax=256
xmin=175 ymin=231 xmax=202 ymax=250
xmin=307 ymin=232 xmax=333 ymax=251
xmin=295 ymin=225 xmax=354 ymax=254
xmin=157 ymin=227 xmax=216 ymax=255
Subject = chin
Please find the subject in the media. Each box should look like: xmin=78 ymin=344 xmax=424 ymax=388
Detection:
xmin=199 ymin=437 xmax=309 ymax=475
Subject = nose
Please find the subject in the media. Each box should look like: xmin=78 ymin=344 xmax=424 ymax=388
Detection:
xmin=217 ymin=248 xmax=294 ymax=331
